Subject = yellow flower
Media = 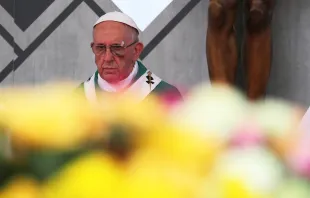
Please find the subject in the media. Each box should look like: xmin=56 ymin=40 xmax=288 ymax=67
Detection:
xmin=94 ymin=92 xmax=170 ymax=159
xmin=0 ymin=176 xmax=40 ymax=198
xmin=141 ymin=124 xmax=222 ymax=178
xmin=42 ymin=152 xmax=124 ymax=198
xmin=125 ymin=149 xmax=203 ymax=198
xmin=221 ymin=178 xmax=270 ymax=198
xmin=0 ymin=83 xmax=104 ymax=150
xmin=96 ymin=92 xmax=167 ymax=133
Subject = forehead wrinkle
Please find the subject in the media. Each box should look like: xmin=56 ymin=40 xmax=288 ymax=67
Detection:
xmin=93 ymin=21 xmax=137 ymax=44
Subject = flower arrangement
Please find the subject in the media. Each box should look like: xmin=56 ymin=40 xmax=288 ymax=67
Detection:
xmin=0 ymin=82 xmax=309 ymax=198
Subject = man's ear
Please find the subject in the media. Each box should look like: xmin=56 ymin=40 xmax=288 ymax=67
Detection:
xmin=134 ymin=42 xmax=144 ymax=60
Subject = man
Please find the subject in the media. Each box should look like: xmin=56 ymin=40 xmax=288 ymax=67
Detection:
xmin=206 ymin=0 xmax=275 ymax=100
xmin=78 ymin=11 xmax=182 ymax=103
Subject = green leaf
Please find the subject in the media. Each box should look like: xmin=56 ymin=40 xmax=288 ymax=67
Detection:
xmin=26 ymin=148 xmax=88 ymax=181
xmin=0 ymin=160 xmax=29 ymax=188
xmin=104 ymin=123 xmax=135 ymax=160
xmin=0 ymin=131 xmax=12 ymax=165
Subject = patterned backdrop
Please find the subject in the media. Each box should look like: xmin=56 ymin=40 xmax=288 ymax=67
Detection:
xmin=0 ymin=0 xmax=207 ymax=87
xmin=1 ymin=0 xmax=310 ymax=107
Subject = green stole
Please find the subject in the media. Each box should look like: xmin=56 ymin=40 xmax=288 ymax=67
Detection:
xmin=83 ymin=61 xmax=162 ymax=103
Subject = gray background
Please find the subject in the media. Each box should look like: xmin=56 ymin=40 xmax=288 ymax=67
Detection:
xmin=0 ymin=0 xmax=309 ymax=107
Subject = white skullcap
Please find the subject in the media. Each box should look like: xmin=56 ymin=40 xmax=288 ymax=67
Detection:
xmin=94 ymin=11 xmax=139 ymax=34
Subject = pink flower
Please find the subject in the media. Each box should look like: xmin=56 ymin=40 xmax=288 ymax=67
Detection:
xmin=287 ymin=134 xmax=310 ymax=178
xmin=158 ymin=88 xmax=187 ymax=110
xmin=229 ymin=122 xmax=265 ymax=148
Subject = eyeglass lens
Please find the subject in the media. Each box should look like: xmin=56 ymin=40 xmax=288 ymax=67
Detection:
xmin=92 ymin=44 xmax=126 ymax=56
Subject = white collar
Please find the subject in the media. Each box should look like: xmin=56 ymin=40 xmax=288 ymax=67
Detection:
xmin=97 ymin=62 xmax=138 ymax=92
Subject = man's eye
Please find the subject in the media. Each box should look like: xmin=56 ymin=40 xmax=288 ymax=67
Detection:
xmin=111 ymin=46 xmax=122 ymax=49
xmin=96 ymin=45 xmax=106 ymax=50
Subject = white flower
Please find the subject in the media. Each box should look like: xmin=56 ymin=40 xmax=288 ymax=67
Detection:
xmin=171 ymin=83 xmax=248 ymax=142
xmin=250 ymin=99 xmax=298 ymax=138
xmin=210 ymin=146 xmax=284 ymax=196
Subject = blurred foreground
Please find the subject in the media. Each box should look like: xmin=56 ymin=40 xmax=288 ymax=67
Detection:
xmin=0 ymin=82 xmax=310 ymax=198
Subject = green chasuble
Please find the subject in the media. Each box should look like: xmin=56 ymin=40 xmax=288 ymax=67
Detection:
xmin=77 ymin=61 xmax=183 ymax=102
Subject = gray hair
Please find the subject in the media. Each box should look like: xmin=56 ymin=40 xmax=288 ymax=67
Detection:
xmin=127 ymin=26 xmax=139 ymax=42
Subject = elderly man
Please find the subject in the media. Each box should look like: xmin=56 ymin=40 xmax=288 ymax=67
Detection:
xmin=78 ymin=11 xmax=182 ymax=103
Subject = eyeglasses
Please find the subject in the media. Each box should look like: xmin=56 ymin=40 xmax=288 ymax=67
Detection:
xmin=91 ymin=40 xmax=138 ymax=57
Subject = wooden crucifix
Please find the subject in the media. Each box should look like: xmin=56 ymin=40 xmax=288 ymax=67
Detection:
xmin=206 ymin=0 xmax=275 ymax=100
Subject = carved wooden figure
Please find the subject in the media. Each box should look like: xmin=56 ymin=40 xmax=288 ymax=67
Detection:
xmin=206 ymin=0 xmax=275 ymax=100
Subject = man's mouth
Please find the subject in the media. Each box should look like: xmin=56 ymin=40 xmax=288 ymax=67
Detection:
xmin=103 ymin=68 xmax=118 ymax=74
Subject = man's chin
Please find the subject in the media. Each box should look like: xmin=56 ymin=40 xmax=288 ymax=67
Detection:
xmin=101 ymin=74 xmax=119 ymax=84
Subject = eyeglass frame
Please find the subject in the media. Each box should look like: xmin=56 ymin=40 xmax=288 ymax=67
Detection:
xmin=90 ymin=39 xmax=139 ymax=57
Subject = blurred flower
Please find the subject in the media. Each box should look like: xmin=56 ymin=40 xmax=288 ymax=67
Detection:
xmin=140 ymin=124 xmax=222 ymax=178
xmin=229 ymin=122 xmax=265 ymax=147
xmin=41 ymin=152 xmax=124 ymax=198
xmin=204 ymin=146 xmax=284 ymax=198
xmin=275 ymin=178 xmax=310 ymax=198
xmin=171 ymin=83 xmax=248 ymax=144
xmin=0 ymin=83 xmax=104 ymax=150
xmin=285 ymin=131 xmax=310 ymax=179
xmin=96 ymin=91 xmax=167 ymax=132
xmin=0 ymin=102 xmax=4 ymax=125
xmin=250 ymin=99 xmax=303 ymax=155
xmin=0 ymin=81 xmax=309 ymax=198
xmin=96 ymin=96 xmax=221 ymax=177
xmin=125 ymin=149 xmax=203 ymax=198
xmin=251 ymin=99 xmax=301 ymax=136
xmin=0 ymin=176 xmax=40 ymax=198
xmin=93 ymin=92 xmax=169 ymax=160
xmin=157 ymin=89 xmax=185 ymax=110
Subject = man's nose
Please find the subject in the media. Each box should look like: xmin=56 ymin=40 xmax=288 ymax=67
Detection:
xmin=103 ymin=48 xmax=113 ymax=61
